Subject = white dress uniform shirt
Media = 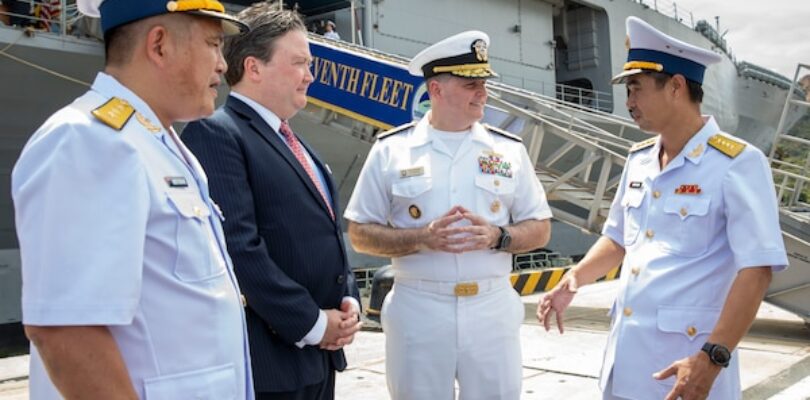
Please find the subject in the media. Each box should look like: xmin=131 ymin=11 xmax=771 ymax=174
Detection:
xmin=12 ymin=73 xmax=253 ymax=400
xmin=345 ymin=113 xmax=551 ymax=399
xmin=599 ymin=116 xmax=788 ymax=399
xmin=345 ymin=112 xmax=552 ymax=281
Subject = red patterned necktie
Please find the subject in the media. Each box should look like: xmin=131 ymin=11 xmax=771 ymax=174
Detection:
xmin=279 ymin=121 xmax=335 ymax=220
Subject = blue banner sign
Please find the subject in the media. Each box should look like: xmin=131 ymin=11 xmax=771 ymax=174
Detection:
xmin=308 ymin=41 xmax=429 ymax=130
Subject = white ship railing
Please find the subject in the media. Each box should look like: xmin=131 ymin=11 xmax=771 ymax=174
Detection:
xmin=0 ymin=0 xmax=81 ymax=37
xmin=633 ymin=0 xmax=696 ymax=28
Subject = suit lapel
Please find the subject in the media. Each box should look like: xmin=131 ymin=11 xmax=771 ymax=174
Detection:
xmin=226 ymin=96 xmax=336 ymax=224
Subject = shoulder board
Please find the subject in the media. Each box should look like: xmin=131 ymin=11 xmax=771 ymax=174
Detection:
xmin=629 ymin=137 xmax=657 ymax=153
xmin=91 ymin=97 xmax=135 ymax=131
xmin=707 ymin=133 xmax=746 ymax=158
xmin=483 ymin=124 xmax=522 ymax=142
xmin=376 ymin=121 xmax=416 ymax=140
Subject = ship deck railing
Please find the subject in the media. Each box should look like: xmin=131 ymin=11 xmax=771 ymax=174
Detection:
xmin=0 ymin=0 xmax=83 ymax=37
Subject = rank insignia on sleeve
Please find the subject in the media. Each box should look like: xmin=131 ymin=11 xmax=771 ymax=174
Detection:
xmin=478 ymin=152 xmax=512 ymax=178
xmin=165 ymin=176 xmax=189 ymax=188
xmin=629 ymin=181 xmax=643 ymax=189
xmin=675 ymin=184 xmax=701 ymax=195
xmin=408 ymin=205 xmax=422 ymax=219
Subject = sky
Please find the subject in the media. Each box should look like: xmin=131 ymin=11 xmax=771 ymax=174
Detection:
xmin=667 ymin=0 xmax=810 ymax=79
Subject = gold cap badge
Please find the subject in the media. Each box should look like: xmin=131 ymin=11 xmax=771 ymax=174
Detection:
xmin=472 ymin=39 xmax=488 ymax=62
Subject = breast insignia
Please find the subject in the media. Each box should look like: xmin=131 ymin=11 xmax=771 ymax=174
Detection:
xmin=483 ymin=124 xmax=522 ymax=142
xmin=707 ymin=134 xmax=746 ymax=158
xmin=629 ymin=137 xmax=657 ymax=153
xmin=377 ymin=121 xmax=417 ymax=141
xmin=91 ymin=97 xmax=135 ymax=131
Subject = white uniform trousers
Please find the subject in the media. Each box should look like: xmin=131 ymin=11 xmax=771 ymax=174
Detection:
xmin=381 ymin=277 xmax=524 ymax=400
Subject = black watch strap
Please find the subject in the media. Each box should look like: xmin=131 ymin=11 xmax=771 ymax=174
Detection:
xmin=701 ymin=342 xmax=731 ymax=368
xmin=493 ymin=226 xmax=511 ymax=251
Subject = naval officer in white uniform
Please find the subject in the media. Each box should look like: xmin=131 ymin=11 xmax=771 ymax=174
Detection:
xmin=344 ymin=31 xmax=552 ymax=399
xmin=538 ymin=16 xmax=788 ymax=400
xmin=11 ymin=1 xmax=253 ymax=398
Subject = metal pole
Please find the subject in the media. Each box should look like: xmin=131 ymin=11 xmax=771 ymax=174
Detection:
xmin=59 ymin=0 xmax=67 ymax=35
xmin=351 ymin=0 xmax=356 ymax=44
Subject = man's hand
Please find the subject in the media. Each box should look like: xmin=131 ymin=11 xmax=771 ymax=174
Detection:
xmin=537 ymin=273 xmax=578 ymax=333
xmin=654 ymin=351 xmax=722 ymax=400
xmin=448 ymin=211 xmax=501 ymax=252
xmin=319 ymin=305 xmax=361 ymax=351
xmin=421 ymin=206 xmax=471 ymax=253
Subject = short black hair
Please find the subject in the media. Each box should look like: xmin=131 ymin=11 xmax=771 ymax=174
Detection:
xmin=104 ymin=23 xmax=137 ymax=66
xmin=103 ymin=14 xmax=192 ymax=67
xmin=647 ymin=71 xmax=704 ymax=103
xmin=223 ymin=5 xmax=306 ymax=86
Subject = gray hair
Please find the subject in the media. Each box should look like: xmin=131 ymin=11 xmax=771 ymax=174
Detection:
xmin=223 ymin=4 xmax=306 ymax=86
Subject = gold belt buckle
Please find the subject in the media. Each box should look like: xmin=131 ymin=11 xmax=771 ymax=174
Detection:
xmin=454 ymin=282 xmax=479 ymax=297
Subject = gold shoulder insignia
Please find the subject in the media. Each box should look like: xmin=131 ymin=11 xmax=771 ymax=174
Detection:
xmin=483 ymin=124 xmax=522 ymax=142
xmin=92 ymin=97 xmax=135 ymax=131
xmin=707 ymin=133 xmax=746 ymax=158
xmin=377 ymin=121 xmax=416 ymax=140
xmin=629 ymin=137 xmax=657 ymax=153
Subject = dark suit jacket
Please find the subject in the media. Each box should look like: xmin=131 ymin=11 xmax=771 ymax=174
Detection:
xmin=182 ymin=96 xmax=359 ymax=393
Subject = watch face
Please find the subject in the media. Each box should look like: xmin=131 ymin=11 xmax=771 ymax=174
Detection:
xmin=711 ymin=345 xmax=731 ymax=365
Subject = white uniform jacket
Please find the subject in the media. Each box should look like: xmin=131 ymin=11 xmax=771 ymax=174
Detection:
xmin=12 ymin=73 xmax=253 ymax=399
xmin=600 ymin=116 xmax=788 ymax=399
xmin=345 ymin=112 xmax=552 ymax=281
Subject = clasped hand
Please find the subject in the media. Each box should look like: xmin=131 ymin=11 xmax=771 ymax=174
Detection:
xmin=423 ymin=205 xmax=500 ymax=253
xmin=319 ymin=299 xmax=362 ymax=351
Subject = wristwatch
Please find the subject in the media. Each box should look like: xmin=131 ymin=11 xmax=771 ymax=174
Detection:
xmin=492 ymin=226 xmax=512 ymax=251
xmin=701 ymin=342 xmax=731 ymax=368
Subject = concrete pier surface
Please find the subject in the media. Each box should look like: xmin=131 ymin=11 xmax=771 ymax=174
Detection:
xmin=2 ymin=280 xmax=809 ymax=399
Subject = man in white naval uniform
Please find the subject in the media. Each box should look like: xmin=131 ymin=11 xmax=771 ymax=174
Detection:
xmin=12 ymin=1 xmax=253 ymax=398
xmin=538 ymin=17 xmax=788 ymax=400
xmin=344 ymin=31 xmax=552 ymax=400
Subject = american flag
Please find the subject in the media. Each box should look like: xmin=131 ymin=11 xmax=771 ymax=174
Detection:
xmin=38 ymin=0 xmax=61 ymax=31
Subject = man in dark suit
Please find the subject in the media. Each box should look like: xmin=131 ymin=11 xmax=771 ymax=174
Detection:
xmin=181 ymin=5 xmax=361 ymax=400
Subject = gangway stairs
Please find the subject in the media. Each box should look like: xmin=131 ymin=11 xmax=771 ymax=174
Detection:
xmin=766 ymin=63 xmax=810 ymax=327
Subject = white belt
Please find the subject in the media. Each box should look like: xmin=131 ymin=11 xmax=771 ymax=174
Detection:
xmin=395 ymin=276 xmax=510 ymax=297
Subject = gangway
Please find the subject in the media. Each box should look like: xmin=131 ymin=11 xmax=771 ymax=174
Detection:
xmin=766 ymin=63 xmax=810 ymax=326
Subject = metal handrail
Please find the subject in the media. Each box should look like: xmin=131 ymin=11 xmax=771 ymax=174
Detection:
xmin=769 ymin=63 xmax=810 ymax=207
xmin=0 ymin=0 xmax=81 ymax=36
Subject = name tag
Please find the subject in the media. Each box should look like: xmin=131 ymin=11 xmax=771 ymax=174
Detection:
xmin=400 ymin=166 xmax=425 ymax=178
xmin=165 ymin=176 xmax=188 ymax=188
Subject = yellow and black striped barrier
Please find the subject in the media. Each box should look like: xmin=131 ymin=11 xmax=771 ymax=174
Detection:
xmin=510 ymin=266 xmax=621 ymax=296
